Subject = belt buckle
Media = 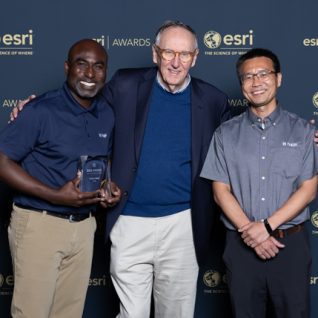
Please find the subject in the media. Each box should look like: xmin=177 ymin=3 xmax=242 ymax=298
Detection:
xmin=69 ymin=214 xmax=76 ymax=223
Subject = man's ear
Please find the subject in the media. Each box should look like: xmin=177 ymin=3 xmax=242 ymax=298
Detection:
xmin=152 ymin=45 xmax=158 ymax=64
xmin=191 ymin=49 xmax=199 ymax=68
xmin=276 ymin=72 xmax=282 ymax=88
xmin=64 ymin=61 xmax=70 ymax=76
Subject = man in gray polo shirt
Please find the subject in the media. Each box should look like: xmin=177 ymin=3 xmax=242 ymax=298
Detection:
xmin=201 ymin=48 xmax=318 ymax=318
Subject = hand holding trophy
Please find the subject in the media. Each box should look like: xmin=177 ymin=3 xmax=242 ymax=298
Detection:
xmin=78 ymin=155 xmax=108 ymax=192
xmin=100 ymin=158 xmax=113 ymax=199
xmin=78 ymin=156 xmax=121 ymax=207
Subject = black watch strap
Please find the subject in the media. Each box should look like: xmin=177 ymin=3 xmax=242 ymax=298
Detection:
xmin=263 ymin=218 xmax=273 ymax=234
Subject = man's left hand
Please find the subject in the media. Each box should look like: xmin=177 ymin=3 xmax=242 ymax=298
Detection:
xmin=99 ymin=181 xmax=121 ymax=208
xmin=254 ymin=236 xmax=285 ymax=260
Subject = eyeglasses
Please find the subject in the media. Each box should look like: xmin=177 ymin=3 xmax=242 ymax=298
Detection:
xmin=240 ymin=70 xmax=277 ymax=84
xmin=154 ymin=45 xmax=197 ymax=63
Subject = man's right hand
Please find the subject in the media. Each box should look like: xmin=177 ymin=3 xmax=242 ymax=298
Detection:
xmin=0 ymin=153 xmax=102 ymax=208
xmin=49 ymin=176 xmax=103 ymax=207
xmin=254 ymin=236 xmax=285 ymax=260
xmin=10 ymin=95 xmax=36 ymax=122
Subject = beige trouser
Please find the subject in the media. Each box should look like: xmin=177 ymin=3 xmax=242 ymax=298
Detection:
xmin=8 ymin=204 xmax=96 ymax=318
xmin=110 ymin=209 xmax=199 ymax=318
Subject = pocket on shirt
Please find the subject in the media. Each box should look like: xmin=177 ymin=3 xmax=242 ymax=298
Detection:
xmin=270 ymin=147 xmax=302 ymax=178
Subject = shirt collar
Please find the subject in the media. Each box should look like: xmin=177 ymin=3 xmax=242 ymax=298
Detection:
xmin=62 ymin=82 xmax=100 ymax=117
xmin=247 ymin=105 xmax=282 ymax=128
xmin=156 ymin=72 xmax=191 ymax=94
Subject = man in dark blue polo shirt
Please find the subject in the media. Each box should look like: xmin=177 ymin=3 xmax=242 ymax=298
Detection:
xmin=0 ymin=39 xmax=121 ymax=318
xmin=201 ymin=48 xmax=318 ymax=318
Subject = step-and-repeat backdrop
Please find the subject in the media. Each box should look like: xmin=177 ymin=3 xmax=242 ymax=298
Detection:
xmin=1 ymin=1 xmax=318 ymax=317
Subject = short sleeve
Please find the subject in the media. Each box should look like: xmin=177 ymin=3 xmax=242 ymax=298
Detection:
xmin=298 ymin=125 xmax=318 ymax=184
xmin=200 ymin=127 xmax=230 ymax=185
xmin=0 ymin=105 xmax=41 ymax=161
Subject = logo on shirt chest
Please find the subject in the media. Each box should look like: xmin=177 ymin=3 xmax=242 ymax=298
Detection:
xmin=282 ymin=141 xmax=298 ymax=147
xmin=98 ymin=133 xmax=108 ymax=138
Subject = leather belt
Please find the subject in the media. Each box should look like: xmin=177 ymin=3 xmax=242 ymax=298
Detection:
xmin=271 ymin=223 xmax=304 ymax=239
xmin=14 ymin=203 xmax=92 ymax=223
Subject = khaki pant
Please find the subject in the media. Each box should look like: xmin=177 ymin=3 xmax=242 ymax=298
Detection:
xmin=110 ymin=209 xmax=199 ymax=318
xmin=8 ymin=204 xmax=96 ymax=318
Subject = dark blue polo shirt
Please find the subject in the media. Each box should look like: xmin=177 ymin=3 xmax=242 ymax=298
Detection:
xmin=0 ymin=82 xmax=114 ymax=214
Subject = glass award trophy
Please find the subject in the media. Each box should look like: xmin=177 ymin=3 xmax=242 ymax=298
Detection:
xmin=78 ymin=155 xmax=108 ymax=192
xmin=101 ymin=159 xmax=112 ymax=198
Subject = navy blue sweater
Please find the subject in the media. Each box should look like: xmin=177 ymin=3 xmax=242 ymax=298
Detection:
xmin=123 ymin=81 xmax=191 ymax=217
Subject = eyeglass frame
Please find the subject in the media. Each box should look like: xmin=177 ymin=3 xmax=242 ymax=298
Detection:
xmin=239 ymin=69 xmax=277 ymax=84
xmin=153 ymin=45 xmax=198 ymax=63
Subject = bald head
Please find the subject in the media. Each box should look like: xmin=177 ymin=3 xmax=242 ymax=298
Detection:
xmin=65 ymin=39 xmax=108 ymax=108
xmin=67 ymin=39 xmax=108 ymax=64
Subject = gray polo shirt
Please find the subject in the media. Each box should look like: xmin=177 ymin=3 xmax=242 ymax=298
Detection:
xmin=200 ymin=106 xmax=317 ymax=230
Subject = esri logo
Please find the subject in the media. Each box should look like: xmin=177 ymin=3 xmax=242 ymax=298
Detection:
xmin=203 ymin=30 xmax=254 ymax=49
xmin=0 ymin=29 xmax=34 ymax=56
xmin=0 ymin=30 xmax=33 ymax=46
xmin=303 ymin=38 xmax=318 ymax=47
xmin=203 ymin=30 xmax=254 ymax=57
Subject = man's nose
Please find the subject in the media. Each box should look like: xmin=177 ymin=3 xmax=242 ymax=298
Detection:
xmin=171 ymin=53 xmax=181 ymax=67
xmin=85 ymin=65 xmax=94 ymax=78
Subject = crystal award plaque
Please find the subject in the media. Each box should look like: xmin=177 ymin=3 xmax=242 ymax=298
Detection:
xmin=78 ymin=155 xmax=108 ymax=192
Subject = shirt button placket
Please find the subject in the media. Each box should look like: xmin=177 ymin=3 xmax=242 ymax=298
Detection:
xmin=259 ymin=132 xmax=267 ymax=217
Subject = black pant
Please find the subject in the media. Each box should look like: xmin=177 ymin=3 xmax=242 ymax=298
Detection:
xmin=223 ymin=229 xmax=311 ymax=318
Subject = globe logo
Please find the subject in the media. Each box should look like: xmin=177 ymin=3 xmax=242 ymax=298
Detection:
xmin=203 ymin=270 xmax=221 ymax=287
xmin=312 ymin=92 xmax=318 ymax=108
xmin=203 ymin=31 xmax=222 ymax=49
xmin=311 ymin=211 xmax=318 ymax=228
